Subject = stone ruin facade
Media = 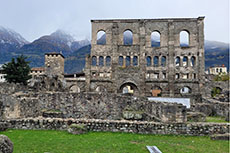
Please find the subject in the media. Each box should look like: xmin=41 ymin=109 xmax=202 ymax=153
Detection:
xmin=84 ymin=17 xmax=205 ymax=98
xmin=29 ymin=17 xmax=206 ymax=103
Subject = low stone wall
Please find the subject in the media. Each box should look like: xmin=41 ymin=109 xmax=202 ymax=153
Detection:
xmin=194 ymin=98 xmax=230 ymax=119
xmin=1 ymin=118 xmax=229 ymax=136
xmin=0 ymin=83 xmax=27 ymax=95
xmin=0 ymin=91 xmax=186 ymax=122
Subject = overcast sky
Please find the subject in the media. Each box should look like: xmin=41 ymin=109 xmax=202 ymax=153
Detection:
xmin=0 ymin=0 xmax=229 ymax=43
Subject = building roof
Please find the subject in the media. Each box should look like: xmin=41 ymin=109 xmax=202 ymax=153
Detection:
xmin=209 ymin=64 xmax=226 ymax=68
xmin=31 ymin=67 xmax=45 ymax=71
xmin=45 ymin=52 xmax=65 ymax=58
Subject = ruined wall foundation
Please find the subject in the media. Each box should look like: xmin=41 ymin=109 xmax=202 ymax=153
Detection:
xmin=1 ymin=118 xmax=229 ymax=136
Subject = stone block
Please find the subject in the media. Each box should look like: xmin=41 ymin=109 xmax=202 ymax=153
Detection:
xmin=187 ymin=112 xmax=206 ymax=122
xmin=0 ymin=122 xmax=8 ymax=131
xmin=122 ymin=111 xmax=143 ymax=120
xmin=211 ymin=133 xmax=230 ymax=141
xmin=67 ymin=124 xmax=88 ymax=135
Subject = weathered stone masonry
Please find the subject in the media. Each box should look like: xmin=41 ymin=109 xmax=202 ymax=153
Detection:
xmin=84 ymin=17 xmax=205 ymax=99
xmin=2 ymin=118 xmax=229 ymax=136
xmin=0 ymin=83 xmax=186 ymax=123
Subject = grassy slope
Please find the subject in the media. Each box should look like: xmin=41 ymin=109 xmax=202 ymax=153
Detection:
xmin=0 ymin=130 xmax=229 ymax=153
xmin=206 ymin=116 xmax=229 ymax=123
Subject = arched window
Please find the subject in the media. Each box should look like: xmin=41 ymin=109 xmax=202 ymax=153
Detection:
xmin=151 ymin=31 xmax=160 ymax=47
xmin=191 ymin=56 xmax=195 ymax=67
xmin=180 ymin=86 xmax=191 ymax=94
xmin=120 ymin=82 xmax=138 ymax=95
xmin=133 ymin=56 xmax=138 ymax=66
xmin=92 ymin=56 xmax=97 ymax=66
xmin=99 ymin=56 xmax=104 ymax=66
xmin=97 ymin=30 xmax=106 ymax=45
xmin=123 ymin=30 xmax=133 ymax=45
xmin=96 ymin=86 xmax=107 ymax=92
xmin=146 ymin=56 xmax=151 ymax=67
xmin=154 ymin=56 xmax=159 ymax=67
xmin=119 ymin=56 xmax=124 ymax=66
xmin=126 ymin=56 xmax=131 ymax=66
xmin=105 ymin=56 xmax=111 ymax=66
xmin=183 ymin=56 xmax=188 ymax=67
xmin=175 ymin=57 xmax=180 ymax=67
xmin=161 ymin=56 xmax=166 ymax=67
xmin=180 ymin=30 xmax=189 ymax=47
xmin=70 ymin=85 xmax=80 ymax=93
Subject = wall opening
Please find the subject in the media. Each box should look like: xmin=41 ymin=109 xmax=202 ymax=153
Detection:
xmin=163 ymin=73 xmax=166 ymax=79
xmin=92 ymin=56 xmax=97 ymax=66
xmin=180 ymin=86 xmax=191 ymax=94
xmin=146 ymin=56 xmax=152 ymax=67
xmin=211 ymin=87 xmax=222 ymax=97
xmin=133 ymin=56 xmax=138 ymax=66
xmin=175 ymin=73 xmax=180 ymax=79
xmin=70 ymin=85 xmax=80 ymax=93
xmin=126 ymin=56 xmax=131 ymax=66
xmin=154 ymin=56 xmax=159 ymax=67
xmin=123 ymin=30 xmax=133 ymax=45
xmin=119 ymin=82 xmax=138 ymax=95
xmin=175 ymin=57 xmax=180 ymax=67
xmin=183 ymin=56 xmax=188 ymax=67
xmin=191 ymin=56 xmax=196 ymax=67
xmin=180 ymin=30 xmax=189 ymax=47
xmin=96 ymin=86 xmax=107 ymax=92
xmin=99 ymin=56 xmax=104 ymax=66
xmin=106 ymin=56 xmax=111 ymax=66
xmin=161 ymin=56 xmax=166 ymax=67
xmin=119 ymin=56 xmax=124 ymax=66
xmin=97 ymin=30 xmax=106 ymax=45
xmin=151 ymin=86 xmax=162 ymax=97
xmin=151 ymin=31 xmax=160 ymax=47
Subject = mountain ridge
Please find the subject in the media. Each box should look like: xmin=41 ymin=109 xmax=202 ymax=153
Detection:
xmin=0 ymin=26 xmax=228 ymax=73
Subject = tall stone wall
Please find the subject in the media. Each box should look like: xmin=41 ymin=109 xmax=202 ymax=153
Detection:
xmin=85 ymin=17 xmax=205 ymax=98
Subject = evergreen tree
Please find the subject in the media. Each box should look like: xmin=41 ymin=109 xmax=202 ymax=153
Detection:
xmin=2 ymin=55 xmax=32 ymax=85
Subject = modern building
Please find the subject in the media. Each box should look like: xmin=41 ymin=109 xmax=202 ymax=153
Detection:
xmin=209 ymin=65 xmax=228 ymax=75
xmin=30 ymin=67 xmax=45 ymax=78
xmin=0 ymin=64 xmax=6 ymax=83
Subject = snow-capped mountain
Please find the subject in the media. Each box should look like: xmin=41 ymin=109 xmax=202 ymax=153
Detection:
xmin=0 ymin=26 xmax=28 ymax=48
xmin=71 ymin=39 xmax=90 ymax=51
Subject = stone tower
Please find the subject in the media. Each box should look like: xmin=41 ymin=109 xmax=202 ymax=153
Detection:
xmin=45 ymin=52 xmax=65 ymax=77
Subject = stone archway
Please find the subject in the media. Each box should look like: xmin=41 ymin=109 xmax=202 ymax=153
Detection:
xmin=69 ymin=85 xmax=80 ymax=93
xmin=95 ymin=86 xmax=107 ymax=92
xmin=119 ymin=82 xmax=139 ymax=96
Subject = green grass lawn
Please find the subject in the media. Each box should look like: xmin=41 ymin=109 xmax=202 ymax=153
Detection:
xmin=0 ymin=130 xmax=229 ymax=153
xmin=206 ymin=116 xmax=229 ymax=123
